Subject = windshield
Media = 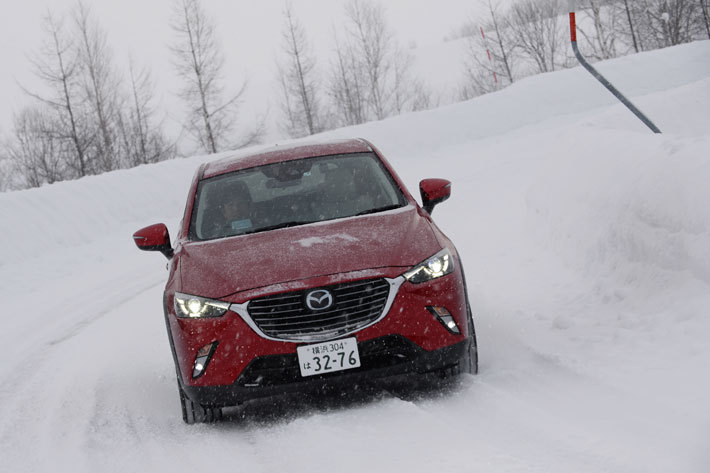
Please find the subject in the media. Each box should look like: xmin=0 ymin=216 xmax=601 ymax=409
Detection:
xmin=189 ymin=152 xmax=408 ymax=241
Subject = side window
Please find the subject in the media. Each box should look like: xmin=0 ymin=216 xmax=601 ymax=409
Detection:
xmin=192 ymin=178 xmax=253 ymax=240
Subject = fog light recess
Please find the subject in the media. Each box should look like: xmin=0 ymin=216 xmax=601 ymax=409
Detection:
xmin=192 ymin=341 xmax=218 ymax=379
xmin=427 ymin=306 xmax=460 ymax=334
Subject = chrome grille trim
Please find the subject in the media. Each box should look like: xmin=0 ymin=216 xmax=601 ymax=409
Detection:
xmin=257 ymin=305 xmax=381 ymax=328
xmin=230 ymin=276 xmax=405 ymax=343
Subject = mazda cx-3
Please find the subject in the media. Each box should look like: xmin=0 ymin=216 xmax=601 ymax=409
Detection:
xmin=133 ymin=138 xmax=478 ymax=423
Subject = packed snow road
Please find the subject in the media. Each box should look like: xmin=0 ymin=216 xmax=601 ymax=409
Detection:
xmin=1 ymin=42 xmax=709 ymax=472
xmin=0 ymin=255 xmax=704 ymax=473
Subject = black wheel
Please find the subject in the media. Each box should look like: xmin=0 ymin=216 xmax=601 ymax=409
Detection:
xmin=178 ymin=382 xmax=222 ymax=424
xmin=458 ymin=257 xmax=479 ymax=375
xmin=437 ymin=300 xmax=477 ymax=379
xmin=463 ymin=300 xmax=479 ymax=375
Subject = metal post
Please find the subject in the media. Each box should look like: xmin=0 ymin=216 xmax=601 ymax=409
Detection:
xmin=568 ymin=4 xmax=661 ymax=133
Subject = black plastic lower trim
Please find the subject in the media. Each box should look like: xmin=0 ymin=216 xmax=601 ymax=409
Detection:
xmin=181 ymin=335 xmax=471 ymax=407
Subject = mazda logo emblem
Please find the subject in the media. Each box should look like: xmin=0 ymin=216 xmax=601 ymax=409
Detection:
xmin=305 ymin=289 xmax=334 ymax=311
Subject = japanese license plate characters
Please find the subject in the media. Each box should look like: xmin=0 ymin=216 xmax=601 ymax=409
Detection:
xmin=296 ymin=337 xmax=361 ymax=377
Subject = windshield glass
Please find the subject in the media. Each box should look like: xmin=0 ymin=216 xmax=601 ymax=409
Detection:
xmin=189 ymin=152 xmax=408 ymax=241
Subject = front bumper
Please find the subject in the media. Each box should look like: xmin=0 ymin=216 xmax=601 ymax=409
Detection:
xmin=168 ymin=265 xmax=471 ymax=397
xmin=181 ymin=335 xmax=472 ymax=407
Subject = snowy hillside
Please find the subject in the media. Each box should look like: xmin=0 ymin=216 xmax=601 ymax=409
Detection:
xmin=1 ymin=40 xmax=709 ymax=473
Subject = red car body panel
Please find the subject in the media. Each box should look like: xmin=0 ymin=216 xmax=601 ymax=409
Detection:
xmin=176 ymin=205 xmax=440 ymax=299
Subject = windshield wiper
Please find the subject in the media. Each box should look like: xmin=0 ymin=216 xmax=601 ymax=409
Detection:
xmin=245 ymin=220 xmax=313 ymax=234
xmin=355 ymin=204 xmax=404 ymax=216
xmin=240 ymin=206 xmax=404 ymax=236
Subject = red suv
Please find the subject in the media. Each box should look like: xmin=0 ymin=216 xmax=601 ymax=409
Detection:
xmin=133 ymin=138 xmax=477 ymax=423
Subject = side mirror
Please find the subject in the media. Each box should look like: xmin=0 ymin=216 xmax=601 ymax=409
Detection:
xmin=419 ymin=178 xmax=451 ymax=215
xmin=133 ymin=223 xmax=174 ymax=259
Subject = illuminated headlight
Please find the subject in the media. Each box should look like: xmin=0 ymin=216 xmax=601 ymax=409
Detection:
xmin=174 ymin=293 xmax=229 ymax=318
xmin=403 ymin=249 xmax=454 ymax=284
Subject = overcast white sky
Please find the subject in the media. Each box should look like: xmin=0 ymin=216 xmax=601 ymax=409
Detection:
xmin=0 ymin=0 xmax=483 ymax=143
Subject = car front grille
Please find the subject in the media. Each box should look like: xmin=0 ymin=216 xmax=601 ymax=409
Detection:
xmin=246 ymin=278 xmax=391 ymax=341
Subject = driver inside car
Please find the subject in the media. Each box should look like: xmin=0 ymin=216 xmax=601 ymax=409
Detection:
xmin=207 ymin=180 xmax=254 ymax=238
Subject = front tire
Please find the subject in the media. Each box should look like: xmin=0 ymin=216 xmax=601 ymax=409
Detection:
xmin=463 ymin=301 xmax=479 ymax=375
xmin=178 ymin=383 xmax=222 ymax=424
xmin=458 ymin=259 xmax=479 ymax=375
xmin=438 ymin=300 xmax=478 ymax=378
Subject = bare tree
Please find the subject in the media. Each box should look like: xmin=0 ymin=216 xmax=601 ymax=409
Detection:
xmin=642 ymin=0 xmax=702 ymax=47
xmin=392 ymin=51 xmax=433 ymax=113
xmin=25 ymin=12 xmax=92 ymax=178
xmin=329 ymin=0 xmax=428 ymax=124
xmin=618 ymin=0 xmax=704 ymax=49
xmin=73 ymin=2 xmax=123 ymax=172
xmin=6 ymin=3 xmax=178 ymax=190
xmin=578 ymin=0 xmax=619 ymax=60
xmin=120 ymin=60 xmax=175 ymax=166
xmin=620 ymin=0 xmax=641 ymax=51
xmin=461 ymin=0 xmax=517 ymax=98
xmin=0 ymin=153 xmax=13 ymax=191
xmin=701 ymin=0 xmax=710 ymax=38
xmin=459 ymin=62 xmax=495 ymax=100
xmin=343 ymin=0 xmax=392 ymax=119
xmin=486 ymin=0 xmax=515 ymax=84
xmin=170 ymin=0 xmax=250 ymax=153
xmin=506 ymin=0 xmax=564 ymax=73
xmin=277 ymin=3 xmax=322 ymax=137
xmin=0 ymin=130 xmax=16 ymax=191
xmin=698 ymin=0 xmax=710 ymax=38
xmin=460 ymin=32 xmax=501 ymax=99
xmin=7 ymin=107 xmax=66 ymax=188
xmin=329 ymin=33 xmax=368 ymax=126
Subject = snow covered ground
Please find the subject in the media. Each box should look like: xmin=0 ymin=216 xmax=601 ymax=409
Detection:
xmin=1 ymin=40 xmax=709 ymax=472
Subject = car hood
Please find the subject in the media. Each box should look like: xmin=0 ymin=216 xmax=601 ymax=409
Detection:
xmin=177 ymin=205 xmax=441 ymax=298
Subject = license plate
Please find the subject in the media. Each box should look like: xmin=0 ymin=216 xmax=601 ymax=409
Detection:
xmin=296 ymin=337 xmax=361 ymax=377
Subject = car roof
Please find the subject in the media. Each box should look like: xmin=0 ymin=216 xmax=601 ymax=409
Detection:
xmin=201 ymin=138 xmax=373 ymax=180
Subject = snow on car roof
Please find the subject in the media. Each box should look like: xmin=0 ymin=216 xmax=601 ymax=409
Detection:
xmin=201 ymin=138 xmax=373 ymax=179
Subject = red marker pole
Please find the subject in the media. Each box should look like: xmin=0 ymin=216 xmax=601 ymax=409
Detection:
xmin=568 ymin=2 xmax=661 ymax=133
xmin=480 ymin=26 xmax=498 ymax=86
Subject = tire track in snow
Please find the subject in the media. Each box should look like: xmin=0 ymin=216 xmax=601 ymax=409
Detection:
xmin=0 ymin=268 xmax=167 ymax=471
xmin=0 ymin=267 xmax=270 ymax=473
xmin=46 ymin=278 xmax=164 ymax=347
